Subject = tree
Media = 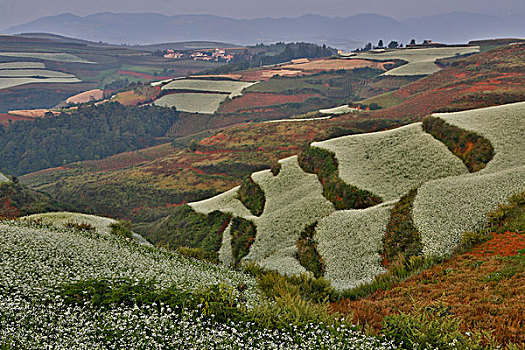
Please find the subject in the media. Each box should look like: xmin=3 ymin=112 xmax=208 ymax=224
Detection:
xmin=410 ymin=39 xmax=416 ymax=45
xmin=388 ymin=41 xmax=399 ymax=49
xmin=364 ymin=42 xmax=372 ymax=51
xmin=377 ymin=40 xmax=384 ymax=48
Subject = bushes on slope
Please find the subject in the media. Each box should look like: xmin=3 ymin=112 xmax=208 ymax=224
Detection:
xmin=143 ymin=204 xmax=231 ymax=261
xmin=422 ymin=116 xmax=494 ymax=172
xmin=296 ymin=222 xmax=325 ymax=278
xmin=230 ymin=217 xmax=257 ymax=266
xmin=298 ymin=145 xmax=382 ymax=209
xmin=236 ymin=176 xmax=265 ymax=216
xmin=382 ymin=188 xmax=421 ymax=265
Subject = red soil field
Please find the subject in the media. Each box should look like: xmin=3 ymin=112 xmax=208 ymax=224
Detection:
xmin=0 ymin=113 xmax=32 ymax=126
xmin=218 ymin=92 xmax=322 ymax=113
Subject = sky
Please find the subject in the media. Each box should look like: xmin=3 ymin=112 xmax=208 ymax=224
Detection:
xmin=1 ymin=0 xmax=524 ymax=29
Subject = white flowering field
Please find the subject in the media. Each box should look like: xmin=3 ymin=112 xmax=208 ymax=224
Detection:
xmin=0 ymin=218 xmax=399 ymax=349
xmin=0 ymin=52 xmax=95 ymax=63
xmin=319 ymin=105 xmax=359 ymax=115
xmin=0 ymin=172 xmax=9 ymax=183
xmin=161 ymin=79 xmax=257 ymax=98
xmin=0 ymin=69 xmax=76 ymax=78
xmin=437 ymin=101 xmax=525 ymax=173
xmin=191 ymin=186 xmax=255 ymax=218
xmin=0 ymin=77 xmax=81 ymax=90
xmin=0 ymin=61 xmax=45 ymax=69
xmin=153 ymin=92 xmax=228 ymax=114
xmin=316 ymin=201 xmax=395 ymax=290
xmin=352 ymin=46 xmax=479 ymax=76
xmin=413 ymin=102 xmax=525 ymax=257
xmin=313 ymin=123 xmax=468 ymax=201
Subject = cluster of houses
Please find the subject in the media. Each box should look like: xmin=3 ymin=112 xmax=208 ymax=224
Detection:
xmin=163 ymin=48 xmax=235 ymax=62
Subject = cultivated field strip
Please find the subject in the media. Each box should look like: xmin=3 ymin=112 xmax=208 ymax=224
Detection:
xmin=0 ymin=52 xmax=95 ymax=63
xmin=0 ymin=62 xmax=45 ymax=69
xmin=161 ymin=79 xmax=257 ymax=98
xmin=414 ymin=101 xmax=525 ymax=257
xmin=0 ymin=77 xmax=81 ymax=90
xmin=0 ymin=69 xmax=76 ymax=78
xmin=316 ymin=201 xmax=395 ymax=290
xmin=312 ymin=123 xmax=469 ymax=201
xmin=153 ymin=92 xmax=228 ymax=114
xmin=352 ymin=46 xmax=480 ymax=76
xmin=437 ymin=101 xmax=525 ymax=173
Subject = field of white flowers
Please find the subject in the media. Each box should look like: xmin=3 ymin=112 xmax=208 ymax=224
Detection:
xmin=0 ymin=69 xmax=76 ymax=78
xmin=414 ymin=102 xmax=525 ymax=256
xmin=352 ymin=46 xmax=479 ymax=76
xmin=0 ymin=218 xmax=399 ymax=349
xmin=0 ymin=172 xmax=9 ymax=183
xmin=153 ymin=92 xmax=228 ymax=114
xmin=161 ymin=79 xmax=257 ymax=98
xmin=0 ymin=77 xmax=81 ymax=90
xmin=0 ymin=61 xmax=45 ymax=69
xmin=316 ymin=201 xmax=395 ymax=290
xmin=0 ymin=52 xmax=95 ymax=63
xmin=313 ymin=123 xmax=468 ymax=200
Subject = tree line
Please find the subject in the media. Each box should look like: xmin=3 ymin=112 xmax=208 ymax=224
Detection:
xmin=0 ymin=103 xmax=178 ymax=176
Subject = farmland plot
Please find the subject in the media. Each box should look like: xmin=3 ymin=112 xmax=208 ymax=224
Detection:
xmin=0 ymin=52 xmax=95 ymax=64
xmin=0 ymin=62 xmax=45 ymax=69
xmin=312 ymin=123 xmax=468 ymax=200
xmin=161 ymin=79 xmax=257 ymax=98
xmin=352 ymin=46 xmax=480 ymax=76
xmin=192 ymin=156 xmax=335 ymax=275
xmin=316 ymin=201 xmax=395 ymax=290
xmin=0 ymin=77 xmax=81 ymax=90
xmin=153 ymin=93 xmax=227 ymax=114
xmin=0 ymin=69 xmax=76 ymax=78
xmin=414 ymin=102 xmax=525 ymax=256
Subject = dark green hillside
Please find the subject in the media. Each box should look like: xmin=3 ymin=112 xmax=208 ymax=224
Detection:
xmin=0 ymin=103 xmax=178 ymax=175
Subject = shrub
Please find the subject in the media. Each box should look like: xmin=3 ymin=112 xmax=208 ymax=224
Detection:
xmin=230 ymin=217 xmax=257 ymax=265
xmin=296 ymin=222 xmax=325 ymax=278
xmin=298 ymin=145 xmax=382 ymax=209
xmin=422 ymin=116 xmax=494 ymax=172
xmin=109 ymin=221 xmax=134 ymax=239
xmin=65 ymin=221 xmax=96 ymax=232
xmin=236 ymin=176 xmax=265 ymax=216
xmin=382 ymin=304 xmax=490 ymax=350
xmin=382 ymin=188 xmax=421 ymax=265
xmin=176 ymin=246 xmax=219 ymax=264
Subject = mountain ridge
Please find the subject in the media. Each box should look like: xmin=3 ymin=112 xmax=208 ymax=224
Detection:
xmin=4 ymin=11 xmax=524 ymax=49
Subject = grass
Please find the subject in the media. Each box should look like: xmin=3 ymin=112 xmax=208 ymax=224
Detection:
xmin=230 ymin=217 xmax=257 ymax=266
xmin=296 ymin=222 xmax=325 ymax=278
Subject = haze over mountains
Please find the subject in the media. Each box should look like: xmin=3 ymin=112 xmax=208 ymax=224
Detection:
xmin=3 ymin=11 xmax=525 ymax=49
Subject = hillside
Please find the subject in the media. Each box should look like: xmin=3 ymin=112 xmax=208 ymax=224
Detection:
xmin=0 ymin=212 xmax=404 ymax=349
xmin=159 ymin=101 xmax=523 ymax=290
xmin=0 ymin=174 xmax=68 ymax=217
xmin=18 ymin=43 xmax=525 ymax=223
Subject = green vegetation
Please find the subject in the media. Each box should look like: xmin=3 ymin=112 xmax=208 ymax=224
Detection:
xmin=422 ymin=116 xmax=494 ymax=172
xmin=298 ymin=145 xmax=382 ymax=209
xmin=296 ymin=222 xmax=325 ymax=278
xmin=236 ymin=176 xmax=265 ymax=216
xmin=109 ymin=221 xmax=134 ymax=239
xmin=0 ymin=178 xmax=67 ymax=217
xmin=0 ymin=103 xmax=178 ymax=175
xmin=142 ymin=205 xmax=231 ymax=256
xmin=230 ymin=217 xmax=257 ymax=266
xmin=382 ymin=189 xmax=421 ymax=265
xmin=382 ymin=304 xmax=492 ymax=350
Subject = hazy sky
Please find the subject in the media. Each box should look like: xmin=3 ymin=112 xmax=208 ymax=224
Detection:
xmin=1 ymin=0 xmax=524 ymax=28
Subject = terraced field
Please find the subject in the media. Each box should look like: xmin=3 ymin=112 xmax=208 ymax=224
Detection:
xmin=154 ymin=92 xmax=228 ymax=114
xmin=181 ymin=101 xmax=525 ymax=290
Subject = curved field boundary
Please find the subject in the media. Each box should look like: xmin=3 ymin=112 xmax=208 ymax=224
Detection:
xmin=312 ymin=123 xmax=468 ymax=201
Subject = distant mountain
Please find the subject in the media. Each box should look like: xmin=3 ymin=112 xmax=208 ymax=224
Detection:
xmin=2 ymin=12 xmax=525 ymax=49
